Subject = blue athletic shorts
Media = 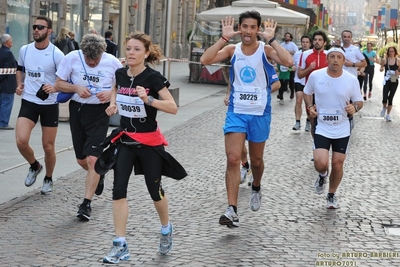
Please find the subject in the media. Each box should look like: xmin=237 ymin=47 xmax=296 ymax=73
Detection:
xmin=223 ymin=112 xmax=271 ymax=142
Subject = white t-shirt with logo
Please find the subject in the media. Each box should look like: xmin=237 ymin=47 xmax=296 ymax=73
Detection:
xmin=343 ymin=44 xmax=365 ymax=77
xmin=56 ymin=50 xmax=122 ymax=104
xmin=18 ymin=43 xmax=65 ymax=104
xmin=304 ymin=67 xmax=363 ymax=138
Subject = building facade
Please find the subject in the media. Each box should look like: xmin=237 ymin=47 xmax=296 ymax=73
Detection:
xmin=1 ymin=0 xmax=217 ymax=60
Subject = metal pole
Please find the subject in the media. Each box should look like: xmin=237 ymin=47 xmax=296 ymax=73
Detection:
xmin=144 ymin=0 xmax=151 ymax=34
xmin=163 ymin=0 xmax=172 ymax=80
xmin=118 ymin=0 xmax=128 ymax=61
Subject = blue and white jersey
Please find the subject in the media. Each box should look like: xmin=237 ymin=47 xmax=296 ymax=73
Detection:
xmin=228 ymin=41 xmax=277 ymax=116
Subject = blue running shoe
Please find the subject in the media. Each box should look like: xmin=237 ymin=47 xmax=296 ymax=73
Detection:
xmin=159 ymin=223 xmax=173 ymax=255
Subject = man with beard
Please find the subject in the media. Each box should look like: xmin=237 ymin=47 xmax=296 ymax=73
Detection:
xmin=200 ymin=12 xmax=292 ymax=227
xmin=15 ymin=16 xmax=64 ymax=194
xmin=298 ymin=30 xmax=328 ymax=133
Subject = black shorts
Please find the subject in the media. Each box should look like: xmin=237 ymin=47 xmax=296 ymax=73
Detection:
xmin=18 ymin=99 xmax=59 ymax=127
xmin=314 ymin=134 xmax=350 ymax=154
xmin=294 ymin=82 xmax=304 ymax=92
xmin=112 ymin=144 xmax=165 ymax=201
xmin=69 ymin=100 xmax=109 ymax=159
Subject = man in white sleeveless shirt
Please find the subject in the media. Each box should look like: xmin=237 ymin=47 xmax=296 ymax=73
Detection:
xmin=201 ymin=11 xmax=292 ymax=227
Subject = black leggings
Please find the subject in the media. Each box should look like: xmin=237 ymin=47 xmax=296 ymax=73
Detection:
xmin=382 ymin=80 xmax=398 ymax=106
xmin=278 ymin=79 xmax=289 ymax=98
xmin=289 ymin=71 xmax=295 ymax=94
xmin=112 ymin=144 xmax=164 ymax=201
xmin=363 ymin=65 xmax=375 ymax=94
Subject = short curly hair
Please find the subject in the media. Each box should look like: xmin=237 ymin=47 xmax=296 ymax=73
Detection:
xmin=80 ymin=34 xmax=106 ymax=60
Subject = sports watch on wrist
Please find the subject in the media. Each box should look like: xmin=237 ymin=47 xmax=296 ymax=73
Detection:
xmin=146 ymin=96 xmax=154 ymax=106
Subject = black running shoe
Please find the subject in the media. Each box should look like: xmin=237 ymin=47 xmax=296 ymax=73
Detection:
xmin=95 ymin=175 xmax=105 ymax=196
xmin=77 ymin=203 xmax=91 ymax=221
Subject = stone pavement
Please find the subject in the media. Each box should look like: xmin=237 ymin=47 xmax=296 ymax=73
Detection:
xmin=1 ymin=64 xmax=400 ymax=266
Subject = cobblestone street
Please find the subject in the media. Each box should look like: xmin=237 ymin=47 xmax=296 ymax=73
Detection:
xmin=0 ymin=64 xmax=399 ymax=266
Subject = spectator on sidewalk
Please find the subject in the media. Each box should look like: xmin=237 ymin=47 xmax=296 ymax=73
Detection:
xmin=15 ymin=16 xmax=64 ymax=194
xmin=0 ymin=34 xmax=17 ymax=130
xmin=102 ymin=31 xmax=187 ymax=263
xmin=304 ymin=45 xmax=363 ymax=209
xmin=68 ymin=31 xmax=79 ymax=50
xmin=105 ymin=31 xmax=118 ymax=57
xmin=379 ymin=46 xmax=400 ymax=122
xmin=54 ymin=34 xmax=122 ymax=221
xmin=54 ymin=27 xmax=74 ymax=55
xmin=200 ymin=12 xmax=292 ymax=227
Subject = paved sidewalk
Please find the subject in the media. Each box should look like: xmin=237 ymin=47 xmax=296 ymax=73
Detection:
xmin=0 ymin=62 xmax=225 ymax=204
xmin=0 ymin=64 xmax=400 ymax=266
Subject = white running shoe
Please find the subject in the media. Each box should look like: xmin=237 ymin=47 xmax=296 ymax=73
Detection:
xmin=240 ymin=167 xmax=251 ymax=184
xmin=219 ymin=206 xmax=239 ymax=227
xmin=292 ymin=122 xmax=301 ymax=131
xmin=386 ymin=114 xmax=392 ymax=122
xmin=326 ymin=194 xmax=340 ymax=209
xmin=103 ymin=240 xmax=130 ymax=264
xmin=315 ymin=173 xmax=327 ymax=194
xmin=249 ymin=190 xmax=262 ymax=211
xmin=41 ymin=179 xmax=53 ymax=194
xmin=380 ymin=108 xmax=387 ymax=117
xmin=25 ymin=164 xmax=43 ymax=187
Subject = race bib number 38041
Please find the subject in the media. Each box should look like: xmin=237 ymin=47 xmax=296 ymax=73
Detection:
xmin=318 ymin=109 xmax=343 ymax=125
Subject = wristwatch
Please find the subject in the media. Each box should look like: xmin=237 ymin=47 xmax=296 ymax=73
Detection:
xmin=146 ymin=96 xmax=154 ymax=106
xmin=353 ymin=103 xmax=359 ymax=112
xmin=352 ymin=62 xmax=355 ymax=67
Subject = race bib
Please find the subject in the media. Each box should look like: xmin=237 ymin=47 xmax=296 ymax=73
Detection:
xmin=390 ymin=73 xmax=397 ymax=82
xmin=280 ymin=65 xmax=288 ymax=72
xmin=116 ymin=94 xmax=147 ymax=118
xmin=318 ymin=109 xmax=343 ymax=125
xmin=83 ymin=74 xmax=104 ymax=94
xmin=26 ymin=66 xmax=45 ymax=83
xmin=233 ymin=86 xmax=266 ymax=115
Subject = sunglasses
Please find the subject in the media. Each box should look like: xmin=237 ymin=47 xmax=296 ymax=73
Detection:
xmin=32 ymin=25 xmax=48 ymax=30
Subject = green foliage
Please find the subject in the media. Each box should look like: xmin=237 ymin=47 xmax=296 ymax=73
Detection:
xmin=378 ymin=42 xmax=398 ymax=58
